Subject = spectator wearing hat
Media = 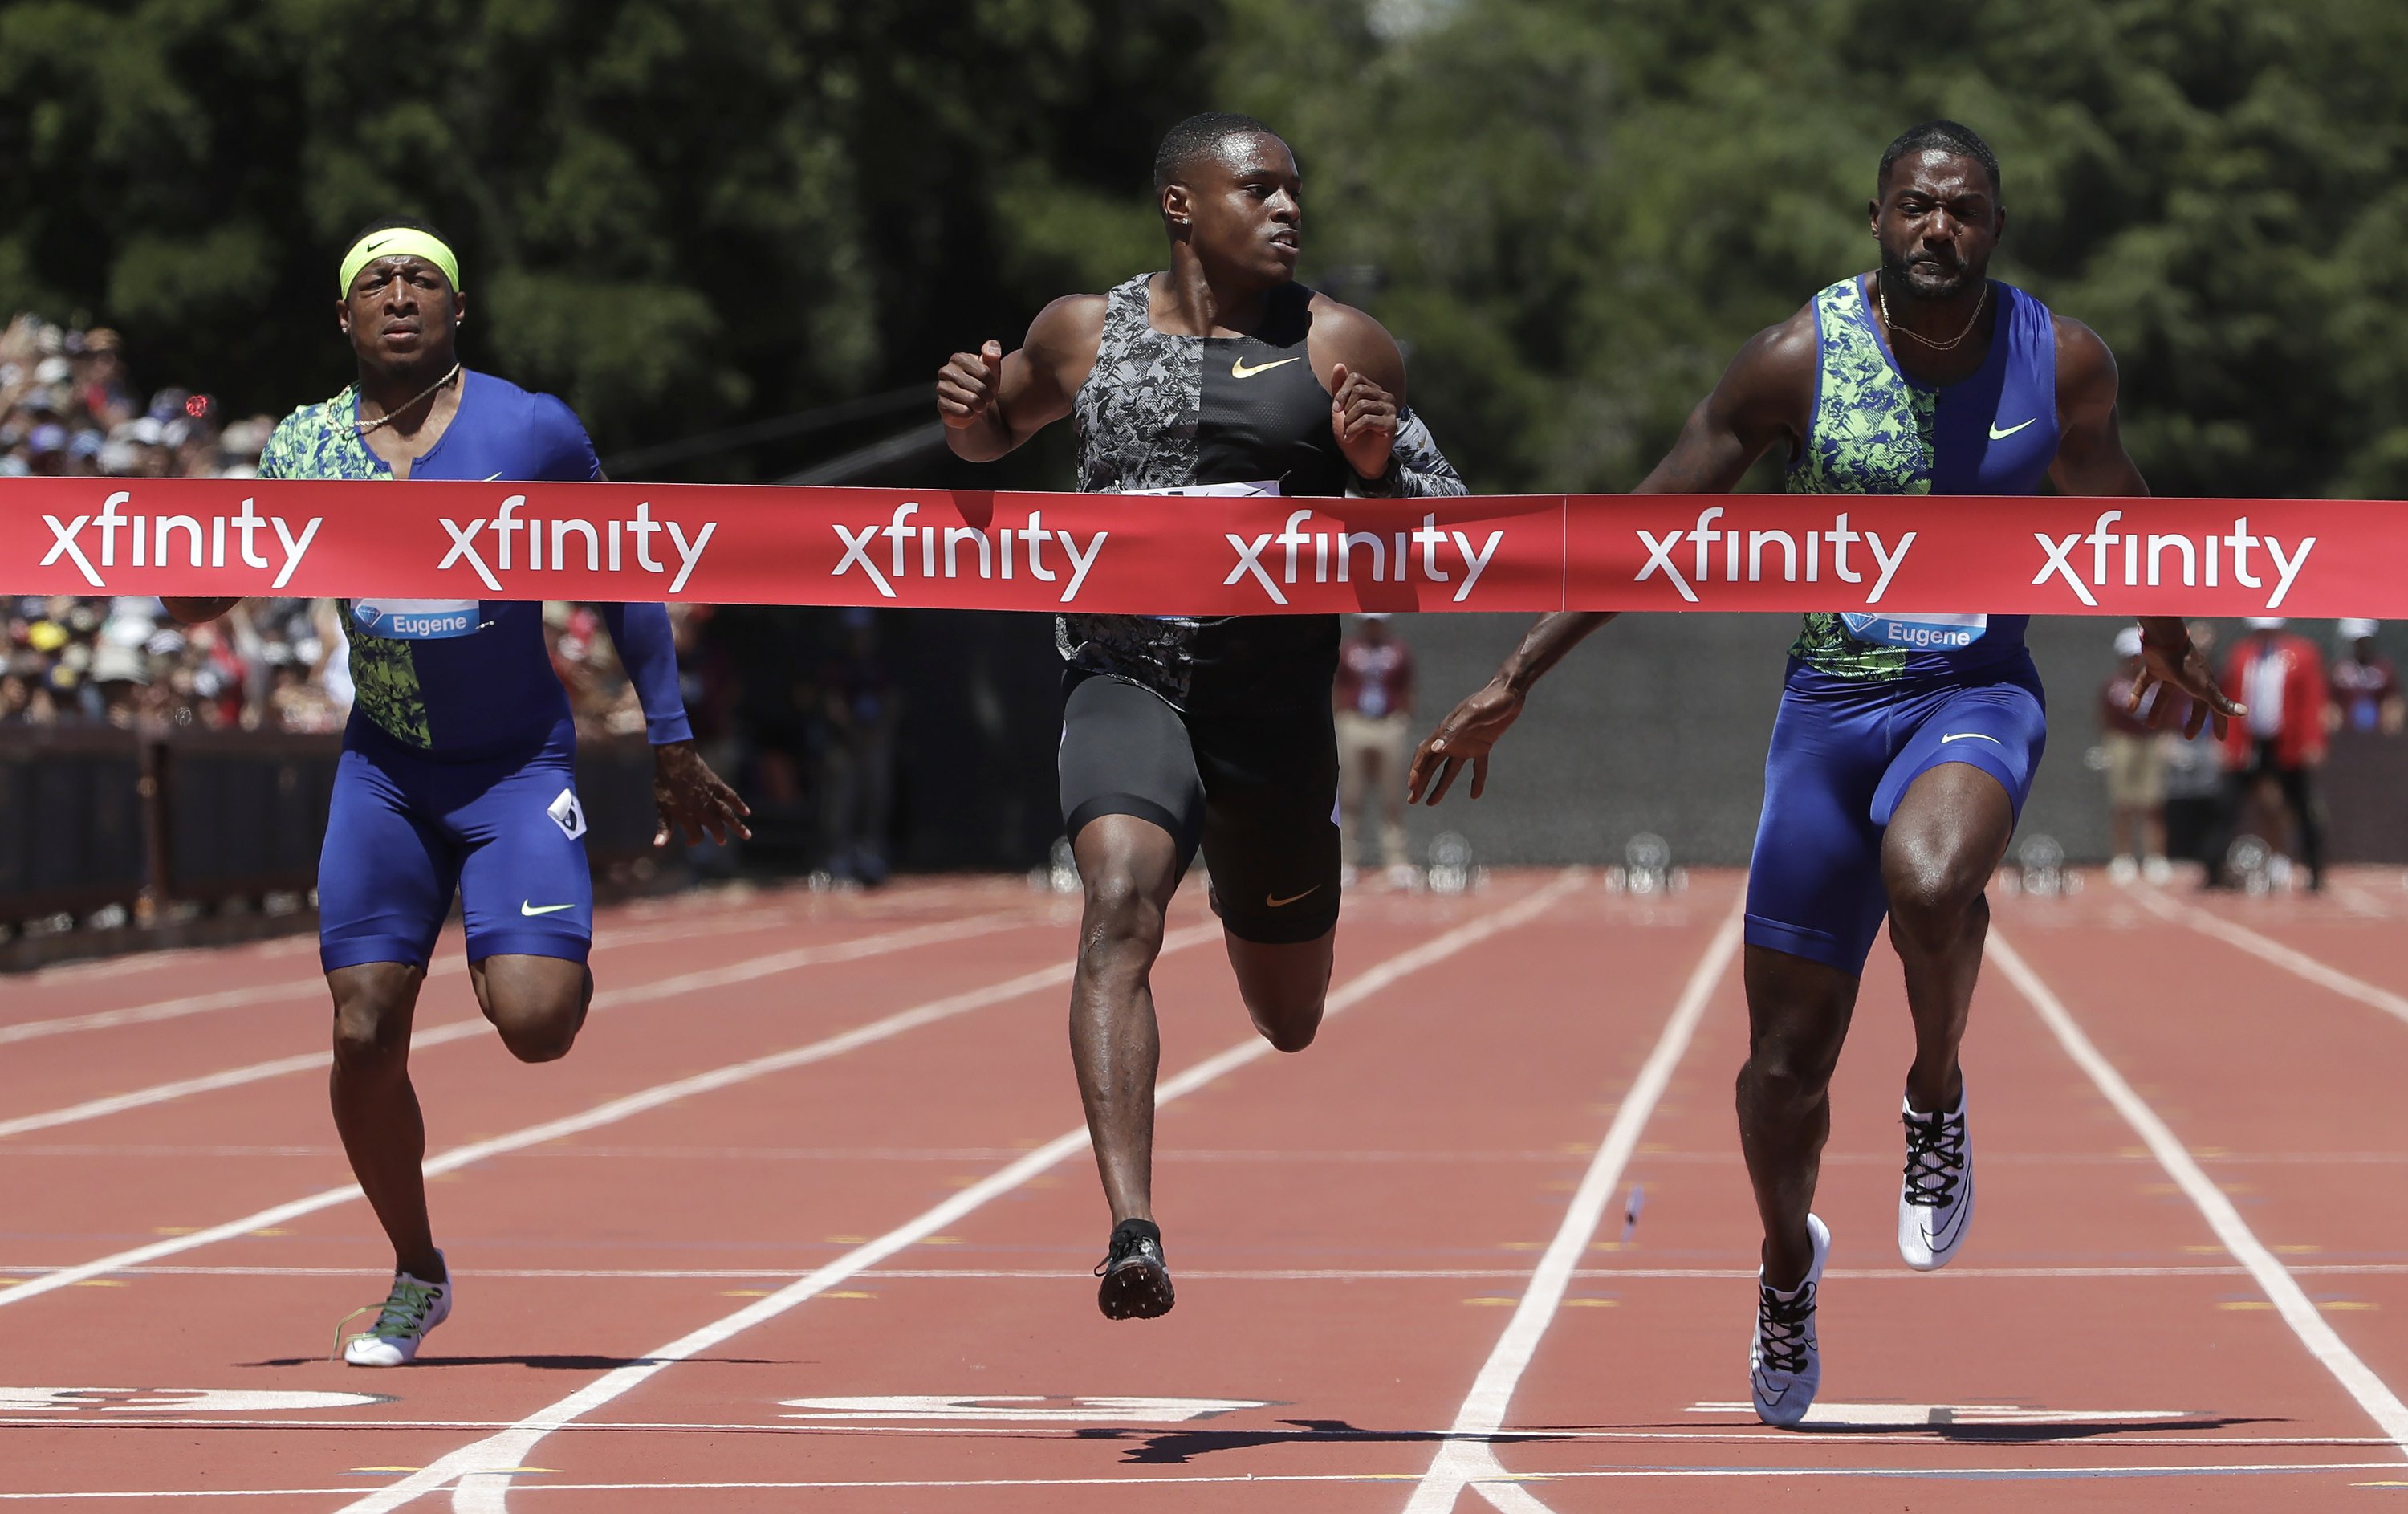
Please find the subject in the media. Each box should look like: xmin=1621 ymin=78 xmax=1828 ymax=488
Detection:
xmin=2329 ymin=620 xmax=2404 ymax=737
xmin=1334 ymin=612 xmax=1418 ymax=886
xmin=2203 ymin=617 xmax=2329 ymax=891
xmin=2097 ymin=625 xmax=2170 ymax=884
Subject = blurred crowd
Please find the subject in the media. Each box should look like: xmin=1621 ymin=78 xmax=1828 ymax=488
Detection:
xmin=0 ymin=313 xmax=901 ymax=874
xmin=2097 ymin=617 xmax=2405 ymax=891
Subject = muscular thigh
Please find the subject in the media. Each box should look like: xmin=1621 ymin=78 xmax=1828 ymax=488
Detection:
xmin=1744 ymin=687 xmax=1891 ymax=978
xmin=445 ymin=737 xmax=594 ymax=967
xmin=1060 ymin=669 xmax=1207 ymax=865
xmin=1191 ymin=696 xmax=1340 ymax=946
xmin=319 ymin=743 xmax=459 ymax=974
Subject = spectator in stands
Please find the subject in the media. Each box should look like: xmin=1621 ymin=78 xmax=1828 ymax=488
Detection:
xmin=2098 ymin=625 xmax=2170 ymax=885
xmin=816 ymin=608 xmax=900 ymax=885
xmin=0 ymin=313 xmax=319 ymax=731
xmin=2203 ymin=617 xmax=2329 ymax=892
xmin=2159 ymin=620 xmax=2224 ymax=863
xmin=2329 ymin=618 xmax=2404 ymax=737
xmin=1334 ymin=613 xmax=1418 ymax=886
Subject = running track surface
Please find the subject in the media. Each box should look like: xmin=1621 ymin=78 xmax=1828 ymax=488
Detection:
xmin=6 ymin=869 xmax=2408 ymax=1508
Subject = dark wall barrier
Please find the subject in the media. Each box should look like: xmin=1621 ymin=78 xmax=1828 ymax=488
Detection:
xmin=0 ymin=728 xmax=665 ymax=929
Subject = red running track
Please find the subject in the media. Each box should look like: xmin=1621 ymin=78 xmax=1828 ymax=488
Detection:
xmin=4 ymin=868 xmax=2408 ymax=1509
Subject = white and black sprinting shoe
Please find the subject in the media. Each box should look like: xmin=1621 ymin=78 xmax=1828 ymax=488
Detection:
xmin=1749 ymin=1213 xmax=1828 ymax=1427
xmin=339 ymin=1256 xmax=451 ymax=1367
xmin=1095 ymin=1219 xmax=1175 ymax=1320
xmin=1898 ymin=1086 xmax=1974 ymax=1271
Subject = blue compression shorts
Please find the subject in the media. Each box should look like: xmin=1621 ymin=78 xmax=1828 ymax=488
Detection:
xmin=318 ymin=717 xmax=596 ymax=971
xmin=1743 ymin=656 xmax=2047 ymax=977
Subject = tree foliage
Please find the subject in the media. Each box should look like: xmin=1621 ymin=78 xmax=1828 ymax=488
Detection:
xmin=6 ymin=1 xmax=2407 ymax=498
xmin=0 ymin=0 xmax=1215 ymax=469
xmin=1218 ymin=0 xmax=2408 ymax=499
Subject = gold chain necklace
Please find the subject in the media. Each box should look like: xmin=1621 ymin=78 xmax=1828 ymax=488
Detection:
xmin=353 ymin=362 xmax=462 ymax=436
xmin=1877 ymin=279 xmax=1988 ymax=352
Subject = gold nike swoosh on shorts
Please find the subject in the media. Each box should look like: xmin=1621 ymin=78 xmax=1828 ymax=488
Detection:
xmin=1230 ymin=356 xmax=1301 ymax=380
xmin=1264 ymin=886 xmax=1320 ymax=908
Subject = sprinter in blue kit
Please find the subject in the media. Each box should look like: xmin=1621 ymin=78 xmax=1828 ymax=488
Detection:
xmin=1408 ymin=124 xmax=2239 ymax=1423
xmin=166 ymin=219 xmax=747 ymax=1366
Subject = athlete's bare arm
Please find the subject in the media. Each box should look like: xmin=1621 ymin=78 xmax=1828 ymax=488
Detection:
xmin=2049 ymin=315 xmax=2241 ymax=738
xmin=936 ymin=295 xmax=1107 ymax=461
xmin=1304 ymin=297 xmax=1409 ymax=480
xmin=1407 ymin=309 xmax=1819 ymax=804
xmin=161 ymin=597 xmax=240 ymax=625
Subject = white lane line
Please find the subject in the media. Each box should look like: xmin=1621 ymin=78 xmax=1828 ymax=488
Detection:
xmin=11 ymin=1461 xmax=2395 ymax=1499
xmin=1403 ymin=901 xmax=1743 ymax=1514
xmin=0 ymin=918 xmax=1194 ymax=1311
xmin=10 ymin=1260 xmax=2400 ymax=1284
xmin=2124 ymin=885 xmax=2408 ymax=1030
xmin=0 ymin=914 xmax=1024 ymax=1142
xmin=330 ymin=872 xmax=1586 ymax=1513
xmin=1988 ymin=929 xmax=2408 ymax=1456
xmin=0 ymin=908 xmax=1004 ymax=1048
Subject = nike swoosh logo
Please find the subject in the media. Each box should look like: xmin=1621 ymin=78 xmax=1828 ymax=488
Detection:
xmin=485 ymin=472 xmax=505 ymax=482
xmin=1938 ymin=733 xmax=2003 ymax=746
xmin=1264 ymin=886 xmax=1320 ymax=908
xmin=520 ymin=901 xmax=576 ymax=917
xmin=1230 ymin=356 xmax=1301 ymax=380
xmin=1988 ymin=419 xmax=2036 ymax=440
xmin=364 ymin=236 xmax=394 ymax=254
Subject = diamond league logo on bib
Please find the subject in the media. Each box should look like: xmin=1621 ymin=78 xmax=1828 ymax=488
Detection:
xmin=352 ymin=600 xmax=482 ymax=641
xmin=1839 ymin=612 xmax=1989 ymax=651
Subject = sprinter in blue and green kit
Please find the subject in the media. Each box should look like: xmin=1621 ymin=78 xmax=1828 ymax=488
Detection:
xmin=1405 ymin=124 xmax=2241 ymax=1423
xmin=167 ymin=219 xmax=748 ymax=1368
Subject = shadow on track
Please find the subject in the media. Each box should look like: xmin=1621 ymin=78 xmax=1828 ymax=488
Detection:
xmin=239 ymin=1353 xmax=781 ymax=1370
xmin=1551 ymin=1414 xmax=2282 ymax=1443
xmin=1082 ymin=1418 xmax=1566 ymax=1465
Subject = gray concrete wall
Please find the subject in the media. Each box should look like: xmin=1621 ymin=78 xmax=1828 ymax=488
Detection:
xmin=1378 ymin=613 xmax=2148 ymax=869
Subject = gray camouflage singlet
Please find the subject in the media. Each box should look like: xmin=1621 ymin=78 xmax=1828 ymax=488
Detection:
xmin=1060 ymin=273 xmax=1464 ymax=704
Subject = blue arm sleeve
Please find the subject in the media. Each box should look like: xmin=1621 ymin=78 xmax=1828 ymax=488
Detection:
xmin=600 ymin=603 xmax=694 ymax=746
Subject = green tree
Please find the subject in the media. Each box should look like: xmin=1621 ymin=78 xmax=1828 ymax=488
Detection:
xmin=0 ymin=0 xmax=1218 ymax=471
xmin=1211 ymin=0 xmax=2408 ymax=499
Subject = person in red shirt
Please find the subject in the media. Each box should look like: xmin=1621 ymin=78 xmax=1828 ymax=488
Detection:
xmin=1333 ymin=613 xmax=1416 ymax=885
xmin=2203 ymin=618 xmax=2327 ymax=890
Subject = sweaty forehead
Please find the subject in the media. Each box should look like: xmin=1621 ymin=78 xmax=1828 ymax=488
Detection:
xmin=1885 ymin=149 xmax=1993 ymax=201
xmin=1191 ymin=132 xmax=1298 ymax=185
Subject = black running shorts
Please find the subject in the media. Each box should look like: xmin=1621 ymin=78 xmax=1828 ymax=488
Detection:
xmin=1060 ymin=667 xmax=1340 ymax=945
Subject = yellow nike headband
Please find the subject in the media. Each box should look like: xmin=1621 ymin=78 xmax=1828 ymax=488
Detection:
xmin=338 ymin=229 xmax=462 ymax=297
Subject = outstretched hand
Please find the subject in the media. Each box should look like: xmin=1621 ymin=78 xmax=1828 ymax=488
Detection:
xmin=2130 ymin=620 xmax=2243 ymax=740
xmin=1406 ymin=678 xmax=1526 ymax=805
xmin=652 ymin=740 xmax=752 ymax=848
xmin=1328 ymin=361 xmax=1400 ymax=481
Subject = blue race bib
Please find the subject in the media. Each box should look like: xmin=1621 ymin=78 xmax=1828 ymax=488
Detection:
xmin=352 ymin=599 xmax=484 ymax=641
xmin=1840 ymin=612 xmax=1989 ymax=652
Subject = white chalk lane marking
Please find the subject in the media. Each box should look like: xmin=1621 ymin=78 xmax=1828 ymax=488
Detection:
xmin=1989 ymin=929 xmax=2408 ymax=1457
xmin=320 ymin=872 xmax=1587 ymax=1513
xmin=0 ymin=913 xmax=1025 ymax=1141
xmin=1401 ymin=901 xmax=1743 ymax=1514
xmin=0 ymin=918 xmax=1198 ymax=1310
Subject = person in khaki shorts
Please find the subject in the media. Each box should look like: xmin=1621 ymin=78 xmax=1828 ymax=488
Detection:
xmin=2099 ymin=625 xmax=2170 ymax=883
xmin=1334 ymin=613 xmax=1417 ymax=885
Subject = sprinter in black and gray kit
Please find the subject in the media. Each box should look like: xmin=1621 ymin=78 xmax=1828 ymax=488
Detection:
xmin=938 ymin=112 xmax=1463 ymax=1319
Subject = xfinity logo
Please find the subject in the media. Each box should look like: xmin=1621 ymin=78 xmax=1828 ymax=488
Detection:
xmin=42 ymin=492 xmax=321 ymax=590
xmin=1637 ymin=507 xmax=1914 ymax=604
xmin=832 ymin=502 xmax=1108 ymax=604
xmin=1225 ymin=510 xmax=1505 ymax=606
xmin=2032 ymin=510 xmax=2314 ymax=609
xmin=438 ymin=496 xmax=714 ymax=594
